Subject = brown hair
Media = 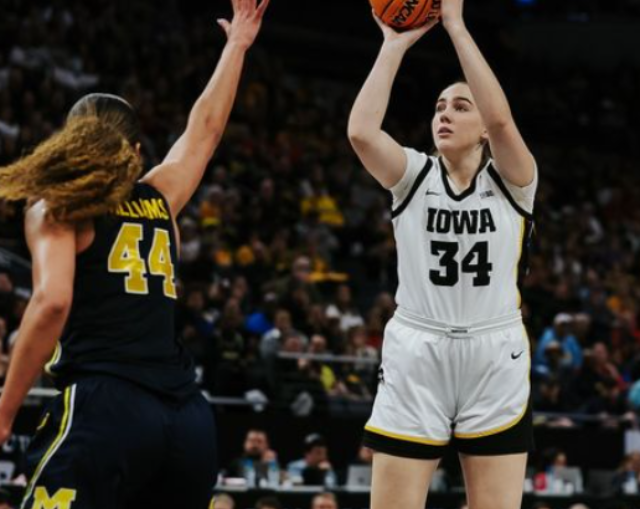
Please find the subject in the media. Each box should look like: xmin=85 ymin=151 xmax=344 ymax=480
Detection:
xmin=0 ymin=94 xmax=142 ymax=222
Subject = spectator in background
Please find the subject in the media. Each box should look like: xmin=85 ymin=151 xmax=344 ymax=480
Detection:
xmin=287 ymin=434 xmax=336 ymax=486
xmin=227 ymin=429 xmax=279 ymax=487
xmin=535 ymin=313 xmax=583 ymax=371
xmin=325 ymin=284 xmax=364 ymax=333
xmin=271 ymin=255 xmax=322 ymax=307
xmin=260 ymin=309 xmax=296 ymax=360
xmin=344 ymin=326 xmax=378 ymax=379
xmin=573 ymin=343 xmax=629 ymax=417
xmin=573 ymin=313 xmax=594 ymax=348
xmin=211 ymin=494 xmax=235 ymax=509
xmin=212 ymin=298 xmax=247 ymax=396
xmin=354 ymin=445 xmax=374 ymax=466
xmin=255 ymin=497 xmax=282 ymax=509
xmin=613 ymin=452 xmax=640 ymax=494
xmin=245 ymin=292 xmax=278 ymax=336
xmin=311 ymin=493 xmax=338 ymax=509
xmin=277 ymin=331 xmax=328 ymax=415
xmin=308 ymin=334 xmax=337 ymax=393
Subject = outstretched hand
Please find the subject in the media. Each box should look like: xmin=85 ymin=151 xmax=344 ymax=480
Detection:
xmin=217 ymin=0 xmax=270 ymax=50
xmin=373 ymin=10 xmax=440 ymax=52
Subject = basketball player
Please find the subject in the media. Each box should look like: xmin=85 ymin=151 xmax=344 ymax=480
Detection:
xmin=0 ymin=0 xmax=269 ymax=508
xmin=348 ymin=1 xmax=536 ymax=508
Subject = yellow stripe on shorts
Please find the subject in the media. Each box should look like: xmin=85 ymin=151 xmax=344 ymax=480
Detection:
xmin=21 ymin=386 xmax=76 ymax=509
xmin=365 ymin=425 xmax=448 ymax=446
xmin=453 ymin=402 xmax=528 ymax=440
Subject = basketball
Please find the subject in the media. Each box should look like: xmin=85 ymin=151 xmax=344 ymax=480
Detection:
xmin=370 ymin=0 xmax=441 ymax=30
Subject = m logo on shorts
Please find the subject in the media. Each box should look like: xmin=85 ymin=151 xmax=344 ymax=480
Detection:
xmin=32 ymin=487 xmax=77 ymax=509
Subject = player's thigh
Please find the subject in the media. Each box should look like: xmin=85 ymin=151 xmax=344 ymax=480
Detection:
xmin=131 ymin=394 xmax=217 ymax=509
xmin=459 ymin=453 xmax=527 ymax=509
xmin=371 ymin=452 xmax=440 ymax=509
xmin=22 ymin=381 xmax=166 ymax=509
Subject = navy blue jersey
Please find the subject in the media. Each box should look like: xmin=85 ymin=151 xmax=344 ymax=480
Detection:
xmin=47 ymin=183 xmax=197 ymax=400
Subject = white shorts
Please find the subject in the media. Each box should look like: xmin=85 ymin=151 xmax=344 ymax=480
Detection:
xmin=364 ymin=311 xmax=532 ymax=458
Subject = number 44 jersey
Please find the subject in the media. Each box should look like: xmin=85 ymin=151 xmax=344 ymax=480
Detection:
xmin=47 ymin=183 xmax=197 ymax=400
xmin=390 ymin=148 xmax=536 ymax=327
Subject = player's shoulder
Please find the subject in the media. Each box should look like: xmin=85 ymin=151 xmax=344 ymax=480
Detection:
xmin=25 ymin=200 xmax=74 ymax=235
xmin=484 ymin=159 xmax=535 ymax=218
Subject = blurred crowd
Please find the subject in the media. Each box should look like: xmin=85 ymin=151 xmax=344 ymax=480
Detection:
xmin=1 ymin=0 xmax=640 ymax=427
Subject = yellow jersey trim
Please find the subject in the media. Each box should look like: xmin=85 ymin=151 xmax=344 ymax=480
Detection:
xmin=515 ymin=217 xmax=526 ymax=309
xmin=44 ymin=341 xmax=62 ymax=376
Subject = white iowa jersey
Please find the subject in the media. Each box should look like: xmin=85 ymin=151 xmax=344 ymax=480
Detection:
xmin=390 ymin=148 xmax=537 ymax=326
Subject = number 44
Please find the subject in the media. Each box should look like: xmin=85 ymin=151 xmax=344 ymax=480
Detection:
xmin=107 ymin=223 xmax=177 ymax=298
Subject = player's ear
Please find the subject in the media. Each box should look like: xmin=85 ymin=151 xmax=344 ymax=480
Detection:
xmin=135 ymin=142 xmax=142 ymax=157
xmin=480 ymin=128 xmax=489 ymax=144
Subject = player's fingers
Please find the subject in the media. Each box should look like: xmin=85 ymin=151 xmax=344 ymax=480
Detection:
xmin=256 ymin=0 xmax=270 ymax=18
xmin=414 ymin=17 xmax=440 ymax=35
xmin=371 ymin=9 xmax=391 ymax=33
xmin=217 ymin=19 xmax=232 ymax=37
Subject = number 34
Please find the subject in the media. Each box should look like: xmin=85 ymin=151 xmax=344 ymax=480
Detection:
xmin=430 ymin=241 xmax=493 ymax=287
xmin=107 ymin=223 xmax=177 ymax=298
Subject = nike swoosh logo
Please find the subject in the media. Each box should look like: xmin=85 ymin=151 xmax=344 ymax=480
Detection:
xmin=426 ymin=190 xmax=440 ymax=197
xmin=511 ymin=351 xmax=524 ymax=360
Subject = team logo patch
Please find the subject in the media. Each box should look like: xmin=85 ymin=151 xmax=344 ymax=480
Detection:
xmin=32 ymin=487 xmax=77 ymax=509
xmin=480 ymin=190 xmax=495 ymax=199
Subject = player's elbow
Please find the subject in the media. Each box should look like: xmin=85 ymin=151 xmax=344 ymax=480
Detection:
xmin=347 ymin=123 xmax=375 ymax=148
xmin=187 ymin=109 xmax=224 ymax=147
xmin=485 ymin=115 xmax=512 ymax=134
xmin=32 ymin=291 xmax=72 ymax=319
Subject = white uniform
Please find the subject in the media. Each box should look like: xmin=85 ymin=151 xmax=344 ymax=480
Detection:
xmin=366 ymin=148 xmax=537 ymax=447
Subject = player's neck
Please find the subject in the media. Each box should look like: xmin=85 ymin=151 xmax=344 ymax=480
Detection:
xmin=441 ymin=151 xmax=485 ymax=191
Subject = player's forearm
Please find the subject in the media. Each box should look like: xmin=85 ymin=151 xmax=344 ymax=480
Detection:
xmin=0 ymin=297 xmax=68 ymax=426
xmin=348 ymin=44 xmax=406 ymax=142
xmin=447 ymin=25 xmax=513 ymax=130
xmin=186 ymin=41 xmax=248 ymax=141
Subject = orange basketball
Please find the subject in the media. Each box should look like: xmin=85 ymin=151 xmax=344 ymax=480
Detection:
xmin=370 ymin=0 xmax=441 ymax=30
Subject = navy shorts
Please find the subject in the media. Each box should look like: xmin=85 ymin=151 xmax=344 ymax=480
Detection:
xmin=21 ymin=376 xmax=217 ymax=509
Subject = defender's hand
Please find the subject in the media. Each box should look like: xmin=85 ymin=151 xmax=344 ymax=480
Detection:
xmin=218 ymin=0 xmax=270 ymax=50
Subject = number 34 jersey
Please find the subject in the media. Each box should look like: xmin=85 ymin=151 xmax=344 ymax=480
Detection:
xmin=47 ymin=183 xmax=197 ymax=400
xmin=390 ymin=148 xmax=537 ymax=327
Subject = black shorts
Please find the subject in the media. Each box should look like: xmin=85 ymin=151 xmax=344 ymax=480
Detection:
xmin=21 ymin=376 xmax=217 ymax=509
xmin=362 ymin=401 xmax=534 ymax=460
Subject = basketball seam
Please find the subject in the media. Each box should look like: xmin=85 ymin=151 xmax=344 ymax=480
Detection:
xmin=380 ymin=0 xmax=398 ymax=19
xmin=413 ymin=0 xmax=433 ymax=27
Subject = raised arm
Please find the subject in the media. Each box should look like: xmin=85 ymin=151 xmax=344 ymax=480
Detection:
xmin=142 ymin=0 xmax=270 ymax=217
xmin=0 ymin=203 xmax=75 ymax=445
xmin=348 ymin=14 xmax=439 ymax=189
xmin=441 ymin=0 xmax=535 ymax=187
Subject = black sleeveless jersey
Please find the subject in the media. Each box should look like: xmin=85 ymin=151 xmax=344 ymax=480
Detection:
xmin=47 ymin=183 xmax=197 ymax=400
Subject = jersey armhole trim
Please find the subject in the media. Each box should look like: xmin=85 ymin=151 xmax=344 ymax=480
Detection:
xmin=487 ymin=166 xmax=534 ymax=220
xmin=138 ymin=182 xmax=180 ymax=261
xmin=391 ymin=158 xmax=433 ymax=220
